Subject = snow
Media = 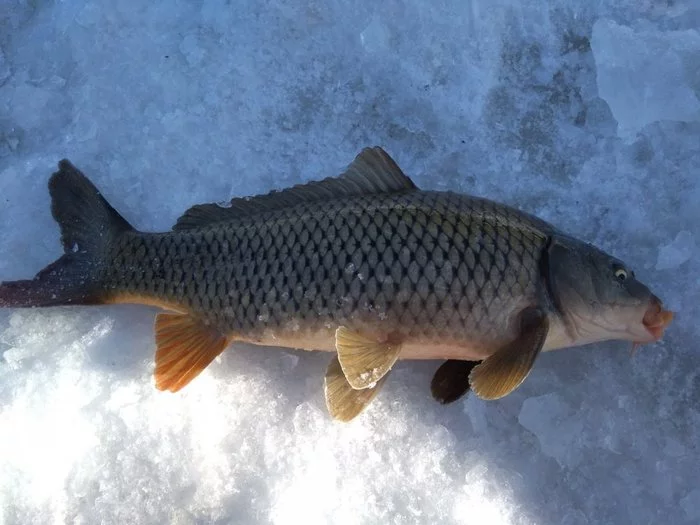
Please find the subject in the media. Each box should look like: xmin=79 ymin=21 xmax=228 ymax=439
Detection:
xmin=1 ymin=1 xmax=699 ymax=524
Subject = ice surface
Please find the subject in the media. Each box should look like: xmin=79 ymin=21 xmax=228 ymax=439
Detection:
xmin=0 ymin=47 xmax=10 ymax=87
xmin=1 ymin=1 xmax=699 ymax=524
xmin=656 ymin=230 xmax=696 ymax=270
xmin=518 ymin=394 xmax=585 ymax=468
xmin=681 ymin=489 xmax=700 ymax=521
xmin=592 ymin=19 xmax=700 ymax=141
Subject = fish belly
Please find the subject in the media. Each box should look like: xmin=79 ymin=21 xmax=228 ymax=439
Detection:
xmin=237 ymin=327 xmax=501 ymax=361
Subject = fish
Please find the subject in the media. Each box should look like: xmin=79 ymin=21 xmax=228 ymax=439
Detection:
xmin=0 ymin=147 xmax=674 ymax=421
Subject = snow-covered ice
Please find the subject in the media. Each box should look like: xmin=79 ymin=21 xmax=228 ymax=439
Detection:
xmin=592 ymin=18 xmax=700 ymax=141
xmin=1 ymin=1 xmax=699 ymax=524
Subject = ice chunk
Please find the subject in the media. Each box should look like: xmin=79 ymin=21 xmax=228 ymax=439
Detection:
xmin=591 ymin=19 xmax=700 ymax=141
xmin=0 ymin=46 xmax=10 ymax=86
xmin=0 ymin=0 xmax=35 ymax=31
xmin=681 ymin=488 xmax=700 ymax=521
xmin=464 ymin=395 xmax=489 ymax=435
xmin=7 ymin=83 xmax=52 ymax=129
xmin=656 ymin=230 xmax=695 ymax=270
xmin=518 ymin=393 xmax=584 ymax=468
xmin=75 ymin=3 xmax=102 ymax=27
xmin=278 ymin=352 xmax=299 ymax=372
xmin=71 ymin=112 xmax=98 ymax=143
xmin=360 ymin=17 xmax=390 ymax=53
xmin=179 ymin=34 xmax=206 ymax=67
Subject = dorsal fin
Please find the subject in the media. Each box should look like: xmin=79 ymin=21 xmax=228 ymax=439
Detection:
xmin=173 ymin=147 xmax=416 ymax=230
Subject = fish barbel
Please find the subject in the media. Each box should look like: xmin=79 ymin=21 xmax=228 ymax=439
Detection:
xmin=0 ymin=148 xmax=673 ymax=420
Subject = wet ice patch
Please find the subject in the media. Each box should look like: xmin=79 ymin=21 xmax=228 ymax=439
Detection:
xmin=592 ymin=19 xmax=700 ymax=141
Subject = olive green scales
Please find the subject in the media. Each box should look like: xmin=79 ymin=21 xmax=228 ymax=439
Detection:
xmin=107 ymin=177 xmax=549 ymax=344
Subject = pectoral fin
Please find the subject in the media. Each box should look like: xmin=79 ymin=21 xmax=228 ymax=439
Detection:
xmin=469 ymin=307 xmax=549 ymax=400
xmin=324 ymin=355 xmax=388 ymax=421
xmin=430 ymin=359 xmax=481 ymax=404
xmin=335 ymin=326 xmax=402 ymax=390
xmin=154 ymin=313 xmax=231 ymax=392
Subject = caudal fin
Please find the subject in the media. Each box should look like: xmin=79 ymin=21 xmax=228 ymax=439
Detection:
xmin=0 ymin=160 xmax=134 ymax=308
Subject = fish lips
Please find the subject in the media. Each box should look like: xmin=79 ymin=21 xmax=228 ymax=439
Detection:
xmin=639 ymin=295 xmax=674 ymax=342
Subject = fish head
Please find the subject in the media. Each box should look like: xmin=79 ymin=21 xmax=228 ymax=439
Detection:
xmin=546 ymin=236 xmax=673 ymax=347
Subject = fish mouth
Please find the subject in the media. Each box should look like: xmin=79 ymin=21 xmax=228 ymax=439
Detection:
xmin=640 ymin=295 xmax=674 ymax=342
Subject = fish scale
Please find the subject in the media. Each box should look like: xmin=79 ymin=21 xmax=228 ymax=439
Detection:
xmin=101 ymin=190 xmax=550 ymax=344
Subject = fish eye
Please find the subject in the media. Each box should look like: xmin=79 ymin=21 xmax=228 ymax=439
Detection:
xmin=613 ymin=267 xmax=628 ymax=281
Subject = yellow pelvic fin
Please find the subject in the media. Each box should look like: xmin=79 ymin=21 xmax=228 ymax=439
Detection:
xmin=469 ymin=308 xmax=549 ymax=400
xmin=335 ymin=326 xmax=401 ymax=390
xmin=324 ymin=355 xmax=389 ymax=422
xmin=154 ymin=313 xmax=231 ymax=392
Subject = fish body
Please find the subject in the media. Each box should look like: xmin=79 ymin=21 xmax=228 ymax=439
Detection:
xmin=0 ymin=148 xmax=673 ymax=420
xmin=104 ymin=190 xmax=550 ymax=357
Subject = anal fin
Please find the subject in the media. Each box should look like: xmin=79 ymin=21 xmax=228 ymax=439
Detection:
xmin=324 ymin=355 xmax=388 ymax=421
xmin=335 ymin=326 xmax=401 ymax=390
xmin=154 ymin=313 xmax=231 ymax=392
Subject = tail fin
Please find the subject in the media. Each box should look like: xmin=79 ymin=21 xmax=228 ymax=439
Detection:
xmin=0 ymin=160 xmax=134 ymax=308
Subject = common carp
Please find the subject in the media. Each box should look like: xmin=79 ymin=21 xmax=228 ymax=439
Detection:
xmin=0 ymin=148 xmax=673 ymax=420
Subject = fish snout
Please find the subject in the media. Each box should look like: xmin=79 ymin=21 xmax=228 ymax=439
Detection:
xmin=642 ymin=295 xmax=674 ymax=341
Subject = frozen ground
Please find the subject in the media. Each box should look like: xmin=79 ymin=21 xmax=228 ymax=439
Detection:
xmin=1 ymin=1 xmax=699 ymax=523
